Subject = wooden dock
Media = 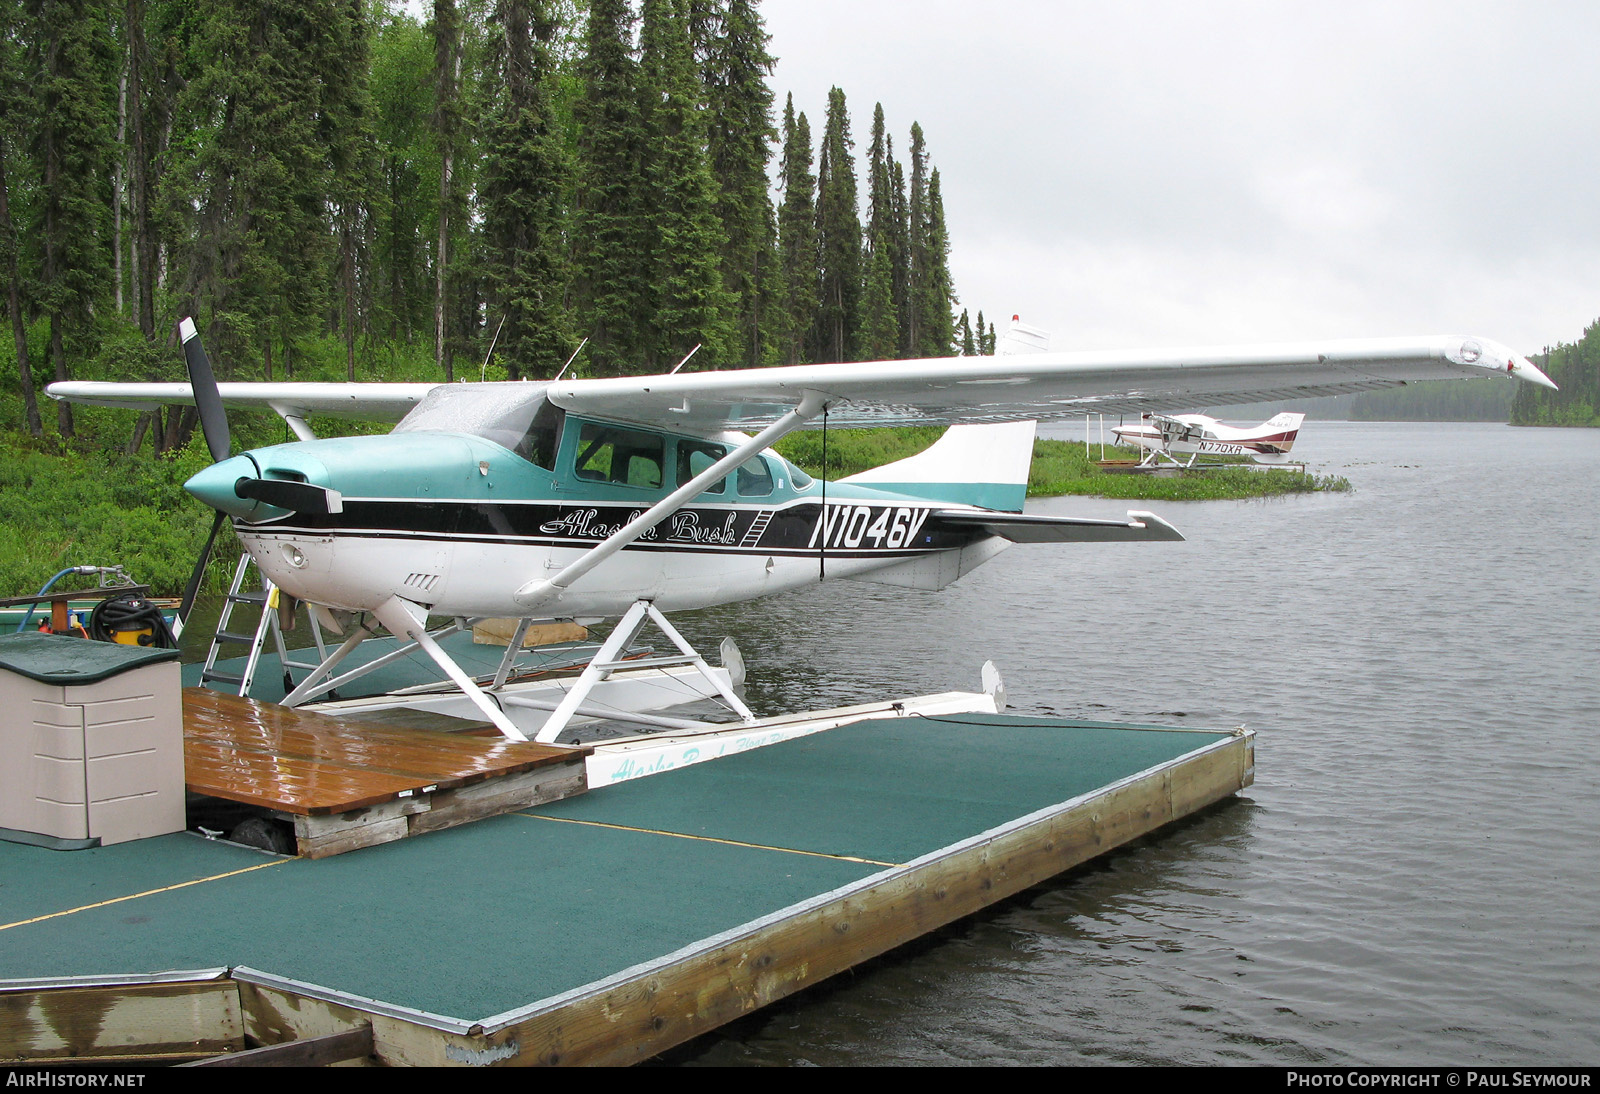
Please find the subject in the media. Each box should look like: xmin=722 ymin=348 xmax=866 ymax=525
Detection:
xmin=1 ymin=708 xmax=1253 ymax=1067
xmin=182 ymin=688 xmax=589 ymax=858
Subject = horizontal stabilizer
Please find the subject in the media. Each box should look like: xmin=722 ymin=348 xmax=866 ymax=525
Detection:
xmin=933 ymin=509 xmax=1184 ymax=543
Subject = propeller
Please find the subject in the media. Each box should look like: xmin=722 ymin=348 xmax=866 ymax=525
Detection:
xmin=180 ymin=316 xmax=230 ymax=463
xmin=176 ymin=316 xmax=233 ymax=638
xmin=175 ymin=510 xmax=226 ymax=639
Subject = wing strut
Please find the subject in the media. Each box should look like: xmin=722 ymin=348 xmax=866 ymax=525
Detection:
xmin=370 ymin=596 xmax=530 ymax=741
xmin=532 ymin=598 xmax=755 ymax=744
xmin=512 ymin=389 xmax=831 ymax=610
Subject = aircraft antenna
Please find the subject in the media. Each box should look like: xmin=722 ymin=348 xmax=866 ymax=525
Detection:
xmin=669 ymin=344 xmax=702 ymax=375
xmin=552 ymin=337 xmax=589 ymax=382
xmin=480 ymin=315 xmax=506 ymax=382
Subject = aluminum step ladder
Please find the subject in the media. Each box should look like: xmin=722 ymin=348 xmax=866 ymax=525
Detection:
xmin=199 ymin=554 xmax=331 ymax=698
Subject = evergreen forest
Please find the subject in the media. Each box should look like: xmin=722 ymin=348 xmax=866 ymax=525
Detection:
xmin=1510 ymin=322 xmax=1600 ymax=427
xmin=0 ymin=0 xmax=989 ymax=459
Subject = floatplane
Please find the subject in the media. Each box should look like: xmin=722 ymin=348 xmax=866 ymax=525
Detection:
xmin=48 ymin=323 xmax=1554 ymax=744
xmin=1113 ymin=410 xmax=1307 ymax=467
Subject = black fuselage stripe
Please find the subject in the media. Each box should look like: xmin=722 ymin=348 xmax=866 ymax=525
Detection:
xmin=237 ymin=525 xmax=943 ymax=560
xmin=241 ymin=498 xmax=979 ymax=555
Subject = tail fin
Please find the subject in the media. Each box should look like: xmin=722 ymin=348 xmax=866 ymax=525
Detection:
xmin=841 ymin=420 xmax=1036 ymax=512
xmin=1255 ymin=411 xmax=1305 ymax=459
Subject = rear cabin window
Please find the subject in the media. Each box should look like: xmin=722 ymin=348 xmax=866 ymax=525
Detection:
xmin=574 ymin=423 xmax=665 ymax=489
xmin=737 ymin=456 xmax=775 ymax=497
xmin=677 ymin=440 xmax=727 ymax=494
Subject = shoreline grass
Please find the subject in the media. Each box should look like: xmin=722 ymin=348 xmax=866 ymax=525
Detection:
xmin=777 ymin=430 xmax=1351 ymax=501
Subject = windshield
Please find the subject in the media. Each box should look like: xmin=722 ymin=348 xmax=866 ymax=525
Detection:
xmin=783 ymin=457 xmax=814 ymax=489
xmin=393 ymin=383 xmax=553 ymax=455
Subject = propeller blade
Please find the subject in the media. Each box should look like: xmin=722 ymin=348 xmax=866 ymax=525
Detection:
xmin=233 ymin=477 xmax=344 ymax=515
xmin=176 ymin=509 xmax=227 ymax=639
xmin=180 ymin=316 xmax=230 ymax=463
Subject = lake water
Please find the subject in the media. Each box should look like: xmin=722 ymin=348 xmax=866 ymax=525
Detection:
xmin=656 ymin=421 xmax=1600 ymax=1066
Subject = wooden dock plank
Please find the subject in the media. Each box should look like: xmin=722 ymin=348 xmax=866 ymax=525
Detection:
xmin=0 ymin=979 xmax=244 ymax=1064
xmin=182 ymin=688 xmax=586 ymax=817
xmin=182 ymin=737 xmax=435 ymax=815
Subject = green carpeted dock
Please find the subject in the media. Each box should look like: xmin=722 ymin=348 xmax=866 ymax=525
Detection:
xmin=1 ymin=713 xmax=1252 ymax=1066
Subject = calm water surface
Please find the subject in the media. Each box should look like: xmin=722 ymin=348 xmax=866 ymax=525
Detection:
xmin=659 ymin=421 xmax=1599 ymax=1066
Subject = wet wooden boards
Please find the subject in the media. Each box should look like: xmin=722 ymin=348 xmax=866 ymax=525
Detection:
xmin=182 ymin=688 xmax=589 ymax=856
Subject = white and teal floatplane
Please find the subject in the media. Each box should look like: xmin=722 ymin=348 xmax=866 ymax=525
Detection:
xmin=49 ymin=319 xmax=1555 ymax=743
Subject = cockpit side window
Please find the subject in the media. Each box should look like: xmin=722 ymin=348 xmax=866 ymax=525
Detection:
xmin=677 ymin=440 xmax=727 ymax=494
xmin=514 ymin=401 xmax=564 ymax=470
xmin=574 ymin=423 xmax=664 ymax=489
xmin=736 ymin=456 xmax=775 ymax=497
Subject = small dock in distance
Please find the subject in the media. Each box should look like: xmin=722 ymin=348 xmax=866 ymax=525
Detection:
xmin=1095 ymin=458 xmax=1307 ymax=475
xmin=1 ymin=700 xmax=1253 ymax=1067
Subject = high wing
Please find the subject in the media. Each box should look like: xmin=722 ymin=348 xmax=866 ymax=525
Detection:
xmin=545 ymin=334 xmax=1553 ymax=432
xmin=46 ymin=333 xmax=1553 ymax=431
xmin=43 ymin=381 xmax=437 ymax=421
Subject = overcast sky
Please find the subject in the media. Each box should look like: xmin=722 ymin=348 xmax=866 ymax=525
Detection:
xmin=760 ymin=0 xmax=1600 ymax=355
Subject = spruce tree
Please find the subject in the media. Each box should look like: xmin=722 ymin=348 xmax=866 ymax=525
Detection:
xmin=430 ymin=0 xmax=465 ymax=379
xmin=480 ymin=0 xmax=569 ymax=379
xmin=571 ymin=0 xmax=647 ymax=376
xmin=0 ymin=2 xmax=41 ymax=434
xmin=324 ymin=0 xmax=381 ymax=381
xmin=958 ymin=308 xmax=975 ymax=356
xmin=888 ymin=151 xmax=911 ymax=358
xmin=866 ymin=103 xmax=893 ymax=255
xmin=810 ymin=86 xmax=860 ymax=364
xmin=922 ymin=167 xmax=956 ymax=356
xmin=859 ymin=237 xmax=897 ymax=361
xmin=904 ymin=124 xmax=956 ymax=357
xmin=638 ymin=0 xmax=731 ymax=373
xmin=903 ymin=122 xmax=927 ymax=359
xmin=123 ymin=0 xmax=159 ymax=347
xmin=698 ymin=0 xmax=776 ymax=367
xmin=30 ymin=0 xmax=118 ymax=436
xmin=165 ymin=0 xmax=357 ymax=391
xmin=864 ymin=102 xmax=905 ymax=359
xmin=775 ymin=94 xmax=817 ymax=365
xmin=370 ymin=12 xmax=433 ymax=344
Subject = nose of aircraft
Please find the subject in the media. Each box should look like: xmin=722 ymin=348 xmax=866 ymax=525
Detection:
xmin=184 ymin=453 xmax=264 ymax=520
xmin=185 ymin=448 xmax=345 ymax=521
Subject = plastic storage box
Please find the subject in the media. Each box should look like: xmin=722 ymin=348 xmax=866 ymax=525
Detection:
xmin=0 ymin=632 xmax=184 ymax=848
